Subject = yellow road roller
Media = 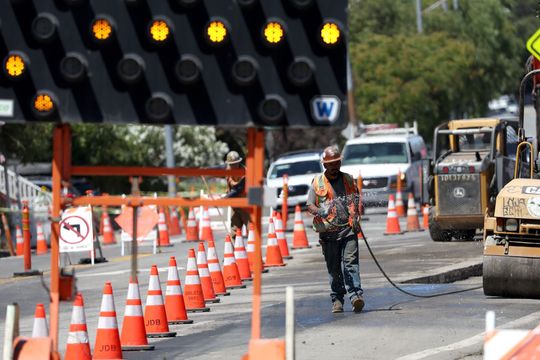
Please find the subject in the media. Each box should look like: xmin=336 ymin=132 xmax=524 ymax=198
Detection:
xmin=483 ymin=69 xmax=540 ymax=298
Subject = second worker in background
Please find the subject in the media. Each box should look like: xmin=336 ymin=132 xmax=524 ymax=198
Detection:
xmin=307 ymin=145 xmax=364 ymax=314
xmin=224 ymin=151 xmax=250 ymax=238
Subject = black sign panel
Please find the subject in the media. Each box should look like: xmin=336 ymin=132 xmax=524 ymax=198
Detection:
xmin=0 ymin=0 xmax=348 ymax=127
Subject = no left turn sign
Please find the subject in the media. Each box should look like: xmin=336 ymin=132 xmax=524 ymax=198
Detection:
xmin=59 ymin=206 xmax=94 ymax=253
xmin=59 ymin=215 xmax=89 ymax=245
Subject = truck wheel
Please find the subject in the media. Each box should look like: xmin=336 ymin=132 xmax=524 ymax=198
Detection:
xmin=429 ymin=207 xmax=452 ymax=242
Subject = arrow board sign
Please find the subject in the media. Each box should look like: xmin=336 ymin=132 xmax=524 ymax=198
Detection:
xmin=59 ymin=206 xmax=94 ymax=253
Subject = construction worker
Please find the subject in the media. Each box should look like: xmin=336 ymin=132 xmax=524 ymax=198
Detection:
xmin=306 ymin=145 xmax=364 ymax=314
xmin=224 ymin=151 xmax=250 ymax=237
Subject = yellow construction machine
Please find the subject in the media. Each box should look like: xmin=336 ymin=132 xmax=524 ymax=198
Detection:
xmin=427 ymin=118 xmax=518 ymax=241
xmin=483 ymin=70 xmax=540 ymax=298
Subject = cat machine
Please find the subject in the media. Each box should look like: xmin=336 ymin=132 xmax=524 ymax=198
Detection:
xmin=483 ymin=69 xmax=540 ymax=298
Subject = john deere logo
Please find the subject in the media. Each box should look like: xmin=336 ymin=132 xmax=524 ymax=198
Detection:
xmin=453 ymin=187 xmax=465 ymax=198
xmin=311 ymin=96 xmax=341 ymax=124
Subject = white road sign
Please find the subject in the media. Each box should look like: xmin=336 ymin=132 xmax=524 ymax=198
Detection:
xmin=59 ymin=206 xmax=94 ymax=253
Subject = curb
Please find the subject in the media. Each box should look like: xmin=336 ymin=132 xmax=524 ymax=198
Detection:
xmin=400 ymin=263 xmax=483 ymax=284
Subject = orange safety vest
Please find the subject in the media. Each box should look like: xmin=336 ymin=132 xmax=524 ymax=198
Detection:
xmin=312 ymin=172 xmax=358 ymax=233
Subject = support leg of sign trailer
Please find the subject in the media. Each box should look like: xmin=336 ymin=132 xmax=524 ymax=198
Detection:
xmin=131 ymin=205 xmax=139 ymax=282
xmin=245 ymin=128 xmax=265 ymax=341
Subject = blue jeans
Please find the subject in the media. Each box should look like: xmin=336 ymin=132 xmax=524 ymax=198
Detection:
xmin=320 ymin=233 xmax=363 ymax=303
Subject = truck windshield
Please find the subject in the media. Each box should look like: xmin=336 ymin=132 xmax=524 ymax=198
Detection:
xmin=342 ymin=142 xmax=408 ymax=165
xmin=458 ymin=132 xmax=491 ymax=151
xmin=268 ymin=160 xmax=321 ymax=179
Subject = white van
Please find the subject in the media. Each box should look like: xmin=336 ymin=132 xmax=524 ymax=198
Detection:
xmin=341 ymin=123 xmax=427 ymax=207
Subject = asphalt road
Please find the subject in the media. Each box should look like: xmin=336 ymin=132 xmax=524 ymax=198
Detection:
xmin=1 ymin=209 xmax=539 ymax=359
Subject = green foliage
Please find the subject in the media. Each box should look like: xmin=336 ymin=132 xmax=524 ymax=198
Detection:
xmin=0 ymin=124 xmax=229 ymax=194
xmin=349 ymin=0 xmax=535 ymax=140
xmin=0 ymin=124 xmax=53 ymax=163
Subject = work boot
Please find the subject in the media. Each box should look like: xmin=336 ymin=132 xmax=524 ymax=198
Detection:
xmin=332 ymin=300 xmax=343 ymax=313
xmin=351 ymin=295 xmax=365 ymax=313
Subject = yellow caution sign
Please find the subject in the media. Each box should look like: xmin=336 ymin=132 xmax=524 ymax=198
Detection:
xmin=526 ymin=28 xmax=540 ymax=61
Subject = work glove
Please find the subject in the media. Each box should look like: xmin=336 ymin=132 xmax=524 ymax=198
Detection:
xmin=317 ymin=206 xmax=330 ymax=219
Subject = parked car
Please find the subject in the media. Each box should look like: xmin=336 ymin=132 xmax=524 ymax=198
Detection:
xmin=266 ymin=150 xmax=323 ymax=209
xmin=341 ymin=123 xmax=427 ymax=207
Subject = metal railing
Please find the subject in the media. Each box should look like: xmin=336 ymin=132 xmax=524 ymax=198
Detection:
xmin=0 ymin=164 xmax=52 ymax=209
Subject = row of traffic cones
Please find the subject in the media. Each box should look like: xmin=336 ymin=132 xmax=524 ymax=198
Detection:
xmin=29 ymin=205 xmax=313 ymax=359
xmin=14 ymin=223 xmax=49 ymax=256
xmin=384 ymin=193 xmax=428 ymax=235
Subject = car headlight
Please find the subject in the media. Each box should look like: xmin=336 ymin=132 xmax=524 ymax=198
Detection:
xmin=505 ymin=218 xmax=518 ymax=232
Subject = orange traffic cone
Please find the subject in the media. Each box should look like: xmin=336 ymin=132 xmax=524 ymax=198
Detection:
xmin=234 ymin=228 xmax=252 ymax=281
xmin=200 ymin=207 xmax=214 ymax=242
xmin=32 ymin=303 xmax=48 ymax=337
xmin=274 ymin=212 xmax=292 ymax=259
xmin=184 ymin=208 xmax=199 ymax=242
xmin=102 ymin=212 xmax=116 ymax=245
xmin=395 ymin=191 xmax=405 ymax=218
xmin=265 ymin=218 xmax=286 ymax=267
xmin=65 ymin=294 xmax=92 ymax=360
xmin=292 ymin=205 xmax=311 ymax=249
xmin=223 ymin=235 xmax=246 ymax=289
xmin=406 ymin=193 xmax=422 ymax=232
xmin=121 ymin=277 xmax=154 ymax=351
xmin=15 ymin=225 xmax=23 ymax=256
xmin=197 ymin=242 xmax=220 ymax=303
xmin=165 ymin=256 xmax=193 ymax=324
xmin=184 ymin=249 xmax=210 ymax=312
xmin=207 ymin=240 xmax=230 ymax=296
xmin=384 ymin=195 xmax=404 ymax=235
xmin=144 ymin=265 xmax=176 ymax=338
xmin=246 ymin=223 xmax=268 ymax=274
xmin=169 ymin=207 xmax=182 ymax=236
xmin=36 ymin=222 xmax=48 ymax=255
xmin=423 ymin=204 xmax=430 ymax=230
xmin=93 ymin=282 xmax=123 ymax=359
xmin=158 ymin=207 xmax=172 ymax=247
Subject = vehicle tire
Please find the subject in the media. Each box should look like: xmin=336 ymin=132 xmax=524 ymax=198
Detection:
xmin=428 ymin=207 xmax=452 ymax=242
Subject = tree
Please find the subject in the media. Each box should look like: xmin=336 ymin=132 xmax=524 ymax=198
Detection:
xmin=349 ymin=0 xmax=528 ymax=139
xmin=351 ymin=33 xmax=475 ymax=137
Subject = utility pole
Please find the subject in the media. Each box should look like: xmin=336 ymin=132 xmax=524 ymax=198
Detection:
xmin=164 ymin=125 xmax=176 ymax=197
xmin=415 ymin=0 xmax=423 ymax=33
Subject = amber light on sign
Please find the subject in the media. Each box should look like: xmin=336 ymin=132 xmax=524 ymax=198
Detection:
xmin=320 ymin=22 xmax=340 ymax=45
xmin=92 ymin=19 xmax=112 ymax=40
xmin=4 ymin=55 xmax=26 ymax=77
xmin=34 ymin=94 xmax=54 ymax=112
xmin=150 ymin=20 xmax=170 ymax=42
xmin=263 ymin=22 xmax=284 ymax=44
xmin=207 ymin=21 xmax=227 ymax=43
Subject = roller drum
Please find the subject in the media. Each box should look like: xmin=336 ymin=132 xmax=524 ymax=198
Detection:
xmin=483 ymin=255 xmax=540 ymax=299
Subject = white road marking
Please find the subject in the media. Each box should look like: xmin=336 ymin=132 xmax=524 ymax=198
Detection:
xmin=396 ymin=310 xmax=540 ymax=360
xmin=78 ymin=266 xmax=185 ymax=278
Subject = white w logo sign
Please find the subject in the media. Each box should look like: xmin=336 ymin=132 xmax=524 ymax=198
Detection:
xmin=311 ymin=96 xmax=341 ymax=124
